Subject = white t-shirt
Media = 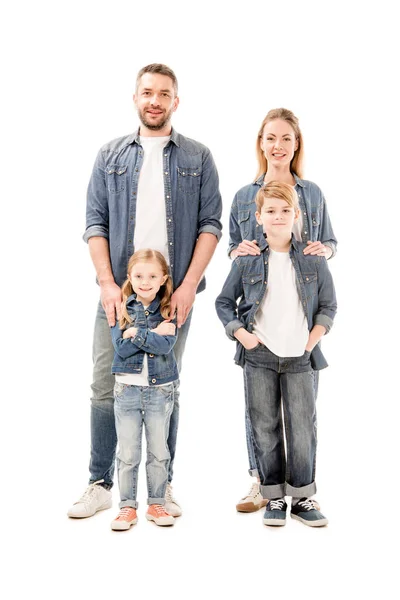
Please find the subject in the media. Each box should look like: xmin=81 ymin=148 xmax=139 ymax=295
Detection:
xmin=253 ymin=249 xmax=309 ymax=357
xmin=133 ymin=136 xmax=170 ymax=262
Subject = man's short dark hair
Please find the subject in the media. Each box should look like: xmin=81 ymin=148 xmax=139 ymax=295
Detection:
xmin=136 ymin=63 xmax=178 ymax=96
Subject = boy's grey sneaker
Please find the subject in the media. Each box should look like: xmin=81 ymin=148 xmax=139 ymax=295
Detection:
xmin=290 ymin=498 xmax=328 ymax=527
xmin=263 ymin=498 xmax=287 ymax=526
xmin=67 ymin=480 xmax=112 ymax=518
xmin=164 ymin=483 xmax=182 ymax=517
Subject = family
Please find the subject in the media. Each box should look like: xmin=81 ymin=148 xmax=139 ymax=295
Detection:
xmin=67 ymin=63 xmax=337 ymax=530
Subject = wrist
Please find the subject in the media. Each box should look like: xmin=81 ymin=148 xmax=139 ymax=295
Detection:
xmin=99 ymin=276 xmax=116 ymax=287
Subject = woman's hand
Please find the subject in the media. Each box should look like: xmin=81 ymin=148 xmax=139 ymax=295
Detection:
xmin=303 ymin=241 xmax=332 ymax=258
xmin=122 ymin=327 xmax=137 ymax=339
xmin=151 ymin=321 xmax=176 ymax=336
xmin=231 ymin=240 xmax=260 ymax=258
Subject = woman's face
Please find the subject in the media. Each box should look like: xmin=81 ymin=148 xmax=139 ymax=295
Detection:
xmin=260 ymin=118 xmax=298 ymax=170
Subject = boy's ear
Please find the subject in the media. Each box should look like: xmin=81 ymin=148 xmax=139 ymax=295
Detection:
xmin=255 ymin=211 xmax=263 ymax=225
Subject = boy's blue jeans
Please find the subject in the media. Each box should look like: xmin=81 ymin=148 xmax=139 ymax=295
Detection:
xmin=114 ymin=381 xmax=175 ymax=508
xmin=89 ymin=301 xmax=192 ymax=489
xmin=244 ymin=344 xmax=318 ymax=499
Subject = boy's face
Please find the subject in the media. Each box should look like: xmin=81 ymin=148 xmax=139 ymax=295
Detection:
xmin=255 ymin=196 xmax=299 ymax=239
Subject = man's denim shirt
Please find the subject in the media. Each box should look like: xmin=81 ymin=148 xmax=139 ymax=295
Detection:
xmin=216 ymin=236 xmax=337 ymax=370
xmin=228 ymin=174 xmax=337 ymax=258
xmin=84 ymin=128 xmax=222 ymax=290
xmin=111 ymin=294 xmax=178 ymax=386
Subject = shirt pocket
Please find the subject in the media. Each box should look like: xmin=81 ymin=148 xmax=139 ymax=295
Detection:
xmin=243 ymin=273 xmax=263 ymax=302
xmin=177 ymin=166 xmax=201 ymax=196
xmin=106 ymin=164 xmax=128 ymax=193
xmin=303 ymin=272 xmax=318 ymax=298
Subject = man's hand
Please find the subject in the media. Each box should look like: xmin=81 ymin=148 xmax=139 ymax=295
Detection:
xmin=169 ymin=281 xmax=197 ymax=328
xmin=231 ymin=240 xmax=260 ymax=258
xmin=303 ymin=241 xmax=332 ymax=258
xmin=100 ymin=282 xmax=122 ymax=326
xmin=151 ymin=321 xmax=176 ymax=336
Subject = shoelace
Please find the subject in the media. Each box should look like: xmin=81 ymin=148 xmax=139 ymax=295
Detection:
xmin=269 ymin=499 xmax=285 ymax=510
xmin=153 ymin=504 xmax=169 ymax=516
xmin=78 ymin=479 xmax=105 ymax=504
xmin=245 ymin=483 xmax=260 ymax=499
xmin=165 ymin=485 xmax=175 ymax=503
xmin=117 ymin=507 xmax=135 ymax=520
xmin=298 ymin=498 xmax=320 ymax=511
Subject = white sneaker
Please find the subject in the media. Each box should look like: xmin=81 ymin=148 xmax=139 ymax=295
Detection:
xmin=164 ymin=483 xmax=182 ymax=517
xmin=236 ymin=482 xmax=268 ymax=513
xmin=67 ymin=480 xmax=112 ymax=518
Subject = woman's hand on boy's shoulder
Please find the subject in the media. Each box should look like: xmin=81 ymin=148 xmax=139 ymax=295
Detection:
xmin=231 ymin=239 xmax=260 ymax=258
xmin=303 ymin=241 xmax=332 ymax=258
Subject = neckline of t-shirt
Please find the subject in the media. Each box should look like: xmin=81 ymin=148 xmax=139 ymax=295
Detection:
xmin=270 ymin=248 xmax=290 ymax=255
xmin=139 ymin=135 xmax=171 ymax=143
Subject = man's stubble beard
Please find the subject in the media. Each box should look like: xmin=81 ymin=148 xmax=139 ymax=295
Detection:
xmin=137 ymin=106 xmax=174 ymax=131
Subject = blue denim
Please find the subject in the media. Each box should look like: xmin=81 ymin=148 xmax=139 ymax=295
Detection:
xmin=83 ymin=128 xmax=222 ymax=290
xmin=244 ymin=344 xmax=318 ymax=498
xmin=89 ymin=302 xmax=192 ymax=488
xmin=216 ymin=235 xmax=337 ymax=370
xmin=228 ymin=174 xmax=337 ymax=258
xmin=114 ymin=381 xmax=175 ymax=508
xmin=111 ymin=294 xmax=178 ymax=384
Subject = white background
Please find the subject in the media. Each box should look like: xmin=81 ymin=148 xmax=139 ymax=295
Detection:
xmin=2 ymin=1 xmax=399 ymax=598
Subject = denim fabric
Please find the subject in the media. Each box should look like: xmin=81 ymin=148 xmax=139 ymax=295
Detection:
xmin=244 ymin=345 xmax=317 ymax=498
xmin=89 ymin=302 xmax=192 ymax=488
xmin=111 ymin=294 xmax=178 ymax=384
xmin=114 ymin=381 xmax=175 ymax=508
xmin=84 ymin=128 xmax=222 ymax=290
xmin=215 ymin=236 xmax=337 ymax=370
xmin=228 ymin=174 xmax=337 ymax=258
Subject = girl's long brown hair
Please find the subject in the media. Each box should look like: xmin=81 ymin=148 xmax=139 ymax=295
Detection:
xmin=119 ymin=249 xmax=173 ymax=329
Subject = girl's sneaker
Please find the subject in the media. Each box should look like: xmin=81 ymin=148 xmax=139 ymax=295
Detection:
xmin=290 ymin=498 xmax=328 ymax=527
xmin=111 ymin=507 xmax=138 ymax=530
xmin=263 ymin=498 xmax=287 ymax=526
xmin=146 ymin=504 xmax=175 ymax=526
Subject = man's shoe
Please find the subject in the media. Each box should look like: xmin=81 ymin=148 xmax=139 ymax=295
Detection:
xmin=164 ymin=483 xmax=182 ymax=517
xmin=263 ymin=498 xmax=287 ymax=526
xmin=290 ymin=498 xmax=328 ymax=527
xmin=67 ymin=480 xmax=112 ymax=518
xmin=111 ymin=507 xmax=138 ymax=531
xmin=236 ymin=483 xmax=268 ymax=513
xmin=146 ymin=504 xmax=175 ymax=526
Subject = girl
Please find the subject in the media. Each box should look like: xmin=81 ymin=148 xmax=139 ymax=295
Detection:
xmin=110 ymin=249 xmax=178 ymax=530
xmin=230 ymin=108 xmax=338 ymax=513
xmin=216 ymin=182 xmax=337 ymax=527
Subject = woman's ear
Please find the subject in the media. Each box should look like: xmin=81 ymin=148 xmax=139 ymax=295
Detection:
xmin=293 ymin=208 xmax=300 ymax=223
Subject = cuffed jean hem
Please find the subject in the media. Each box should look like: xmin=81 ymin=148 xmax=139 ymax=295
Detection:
xmin=286 ymin=481 xmax=317 ymax=497
xmin=119 ymin=500 xmax=138 ymax=509
xmin=89 ymin=480 xmax=113 ymax=491
xmin=148 ymin=497 xmax=165 ymax=505
xmin=260 ymin=483 xmax=285 ymax=499
xmin=248 ymin=468 xmax=259 ymax=477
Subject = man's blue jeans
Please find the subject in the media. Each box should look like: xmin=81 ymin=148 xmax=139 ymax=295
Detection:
xmin=114 ymin=381 xmax=175 ymax=508
xmin=244 ymin=344 xmax=318 ymax=499
xmin=89 ymin=301 xmax=192 ymax=489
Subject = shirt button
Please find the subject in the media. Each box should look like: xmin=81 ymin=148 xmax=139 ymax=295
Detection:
xmin=182 ymin=172 xmax=185 ymax=175
xmin=168 ymin=218 xmax=172 ymax=222
xmin=306 ymin=277 xmax=309 ymax=281
xmin=251 ymin=279 xmax=254 ymax=283
xmin=264 ymin=281 xmax=267 ymax=284
xmin=128 ymin=239 xmax=132 ymax=243
xmin=193 ymin=172 xmax=197 ymax=175
xmin=152 ymin=378 xmax=156 ymax=384
xmin=256 ymin=301 xmax=259 ymax=305
xmin=264 ymin=261 xmax=267 ymax=264
xmin=135 ymin=168 xmax=139 ymax=172
xmin=304 ymin=212 xmax=306 ymax=215
xmin=149 ymin=354 xmax=154 ymax=358
xmin=304 ymin=231 xmax=308 ymax=234
xmin=170 ymin=242 xmax=173 ymax=245
xmin=164 ymin=153 xmax=168 ymax=156
xmin=165 ymin=172 xmax=168 ymax=175
xmin=166 ymin=195 xmax=170 ymax=199
xmin=145 ymin=310 xmax=149 ymax=316
xmin=249 ymin=322 xmax=253 ymax=325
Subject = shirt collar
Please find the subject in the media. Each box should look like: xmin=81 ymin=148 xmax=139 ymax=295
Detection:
xmin=255 ymin=173 xmax=305 ymax=188
xmin=261 ymin=233 xmax=300 ymax=254
xmin=132 ymin=127 xmax=180 ymax=147
xmin=126 ymin=293 xmax=161 ymax=312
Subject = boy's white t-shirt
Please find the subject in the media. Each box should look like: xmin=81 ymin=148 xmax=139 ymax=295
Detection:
xmin=252 ymin=249 xmax=309 ymax=357
xmin=133 ymin=136 xmax=171 ymax=262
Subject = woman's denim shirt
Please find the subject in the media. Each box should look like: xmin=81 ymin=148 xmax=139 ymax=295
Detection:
xmin=111 ymin=294 xmax=178 ymax=385
xmin=216 ymin=236 xmax=337 ymax=370
xmin=228 ymin=174 xmax=337 ymax=258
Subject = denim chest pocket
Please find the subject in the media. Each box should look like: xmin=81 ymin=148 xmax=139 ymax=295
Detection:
xmin=177 ymin=166 xmax=201 ymax=195
xmin=311 ymin=211 xmax=320 ymax=237
xmin=238 ymin=210 xmax=250 ymax=237
xmin=107 ymin=164 xmax=127 ymax=193
xmin=303 ymin=273 xmax=318 ymax=298
xmin=243 ymin=273 xmax=263 ymax=302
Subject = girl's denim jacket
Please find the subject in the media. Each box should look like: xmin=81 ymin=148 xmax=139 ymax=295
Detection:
xmin=228 ymin=174 xmax=337 ymax=258
xmin=216 ymin=236 xmax=337 ymax=370
xmin=111 ymin=294 xmax=178 ymax=385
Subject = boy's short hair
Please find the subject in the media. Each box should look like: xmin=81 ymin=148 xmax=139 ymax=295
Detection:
xmin=136 ymin=63 xmax=178 ymax=96
xmin=256 ymin=181 xmax=299 ymax=213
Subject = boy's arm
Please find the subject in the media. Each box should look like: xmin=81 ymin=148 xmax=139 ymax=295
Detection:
xmin=215 ymin=260 xmax=246 ymax=339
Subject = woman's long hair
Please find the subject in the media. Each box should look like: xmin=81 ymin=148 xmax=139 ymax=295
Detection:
xmin=255 ymin=108 xmax=305 ymax=180
xmin=119 ymin=249 xmax=173 ymax=329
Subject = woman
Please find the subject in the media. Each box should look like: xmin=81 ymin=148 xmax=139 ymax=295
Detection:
xmin=230 ymin=108 xmax=337 ymax=513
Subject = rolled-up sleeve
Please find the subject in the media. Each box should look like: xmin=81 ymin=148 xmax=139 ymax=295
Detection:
xmin=314 ymin=257 xmax=337 ymax=333
xmin=197 ymin=150 xmax=222 ymax=241
xmin=83 ymin=149 xmax=109 ymax=243
xmin=215 ymin=261 xmax=245 ymax=340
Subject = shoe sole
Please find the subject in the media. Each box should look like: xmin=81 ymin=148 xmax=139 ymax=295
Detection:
xmin=145 ymin=514 xmax=175 ymax=527
xmin=290 ymin=514 xmax=328 ymax=527
xmin=111 ymin=518 xmax=138 ymax=531
xmin=67 ymin=499 xmax=112 ymax=519
xmin=263 ymin=518 xmax=286 ymax=526
xmin=236 ymin=499 xmax=268 ymax=513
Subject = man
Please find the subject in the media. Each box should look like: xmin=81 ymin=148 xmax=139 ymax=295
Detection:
xmin=68 ymin=64 xmax=222 ymax=518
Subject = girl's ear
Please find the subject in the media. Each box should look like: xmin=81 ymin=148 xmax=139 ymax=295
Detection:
xmin=161 ymin=274 xmax=168 ymax=285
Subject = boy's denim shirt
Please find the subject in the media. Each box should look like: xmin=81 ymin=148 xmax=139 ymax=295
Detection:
xmin=84 ymin=128 xmax=223 ymax=290
xmin=228 ymin=174 xmax=337 ymax=258
xmin=216 ymin=235 xmax=337 ymax=370
xmin=111 ymin=294 xmax=178 ymax=385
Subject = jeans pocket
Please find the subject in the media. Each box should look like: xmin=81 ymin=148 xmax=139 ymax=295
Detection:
xmin=245 ymin=343 xmax=261 ymax=353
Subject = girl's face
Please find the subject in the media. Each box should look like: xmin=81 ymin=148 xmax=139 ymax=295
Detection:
xmin=128 ymin=260 xmax=167 ymax=305
xmin=260 ymin=119 xmax=298 ymax=170
xmin=255 ymin=196 xmax=299 ymax=240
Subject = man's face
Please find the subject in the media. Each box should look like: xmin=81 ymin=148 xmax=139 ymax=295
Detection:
xmin=134 ymin=73 xmax=179 ymax=132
